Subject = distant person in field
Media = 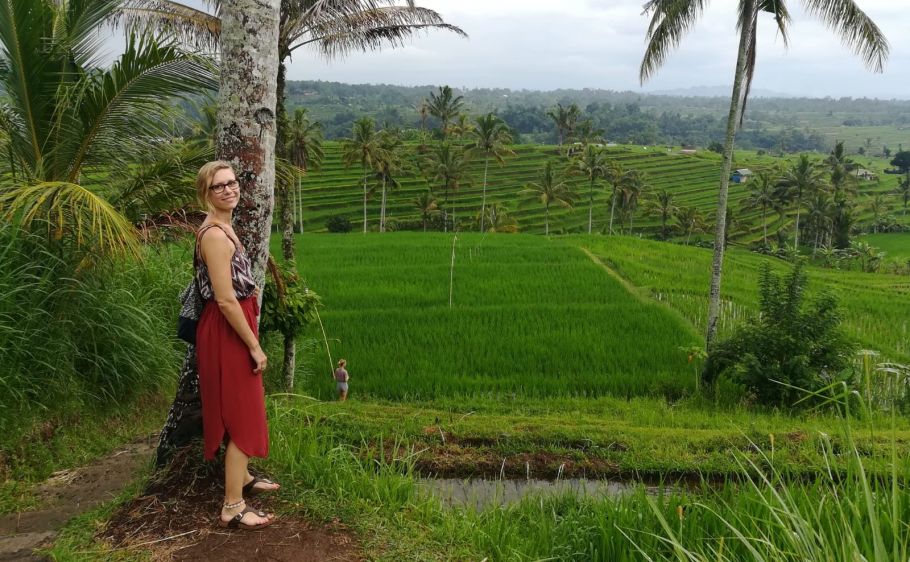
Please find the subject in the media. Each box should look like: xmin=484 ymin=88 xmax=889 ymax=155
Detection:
xmin=194 ymin=161 xmax=280 ymax=530
xmin=334 ymin=359 xmax=350 ymax=401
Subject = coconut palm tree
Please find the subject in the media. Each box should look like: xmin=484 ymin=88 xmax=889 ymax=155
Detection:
xmin=869 ymin=193 xmax=889 ymax=233
xmin=480 ymin=202 xmax=519 ymax=233
xmin=741 ymin=169 xmax=778 ymax=247
xmin=465 ymin=114 xmax=514 ymax=232
xmin=0 ymin=0 xmax=215 ymax=260
xmin=287 ymin=108 xmax=324 ymax=235
xmin=426 ymin=86 xmax=464 ymax=138
xmin=618 ymin=170 xmax=648 ymax=235
xmin=372 ymin=129 xmax=406 ymax=232
xmin=422 ymin=142 xmax=469 ymax=232
xmin=546 ymin=103 xmax=581 ymax=147
xmin=414 ymin=189 xmax=439 ymax=231
xmin=644 ymin=189 xmax=678 ymax=239
xmin=603 ymin=160 xmax=627 ymax=235
xmin=896 ymin=174 xmax=910 ymax=217
xmin=519 ymin=160 xmax=576 ymax=235
xmin=781 ymin=154 xmax=827 ymax=248
xmin=341 ymin=117 xmax=384 ymax=233
xmin=640 ymin=0 xmax=889 ymax=347
xmin=568 ymin=144 xmax=607 ymax=234
xmin=676 ymin=206 xmax=708 ymax=246
xmin=805 ymin=194 xmax=833 ymax=255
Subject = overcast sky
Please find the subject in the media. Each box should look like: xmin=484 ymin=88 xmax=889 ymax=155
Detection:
xmin=283 ymin=0 xmax=908 ymax=99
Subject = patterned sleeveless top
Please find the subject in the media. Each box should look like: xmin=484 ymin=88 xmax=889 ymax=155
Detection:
xmin=194 ymin=223 xmax=257 ymax=301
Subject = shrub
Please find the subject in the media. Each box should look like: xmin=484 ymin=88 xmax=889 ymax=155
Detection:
xmin=326 ymin=215 xmax=352 ymax=233
xmin=703 ymin=261 xmax=855 ymax=407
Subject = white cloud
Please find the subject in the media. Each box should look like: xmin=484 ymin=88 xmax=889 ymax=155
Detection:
xmin=281 ymin=0 xmax=908 ymax=98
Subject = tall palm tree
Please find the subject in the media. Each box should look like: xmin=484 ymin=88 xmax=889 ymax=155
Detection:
xmin=868 ymin=193 xmax=889 ymax=233
xmin=519 ymin=160 xmax=576 ymax=235
xmin=618 ymin=170 xmax=648 ymax=235
xmin=781 ymin=153 xmax=827 ymax=248
xmin=341 ymin=117 xmax=383 ymax=233
xmin=675 ymin=206 xmax=708 ymax=246
xmin=640 ymin=0 xmax=888 ymax=348
xmin=644 ymin=189 xmax=678 ymax=239
xmin=546 ymin=103 xmax=581 ymax=147
xmin=426 ymin=85 xmax=464 ymax=138
xmin=896 ymin=174 xmax=910 ymax=217
xmin=805 ymin=193 xmax=833 ymax=254
xmin=414 ymin=189 xmax=438 ymax=231
xmin=603 ymin=160 xmax=626 ymax=235
xmin=286 ymin=108 xmax=324 ymax=236
xmin=569 ymin=144 xmax=607 ymax=234
xmin=480 ymin=202 xmax=519 ymax=233
xmin=373 ymin=129 xmax=406 ymax=232
xmin=422 ymin=142 xmax=469 ymax=232
xmin=741 ymin=169 xmax=778 ymax=247
xmin=466 ymin=113 xmax=514 ymax=232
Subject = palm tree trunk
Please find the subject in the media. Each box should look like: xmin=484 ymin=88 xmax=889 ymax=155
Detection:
xmin=793 ymin=193 xmax=802 ymax=248
xmin=545 ymin=201 xmax=550 ymax=236
xmin=217 ymin=0 xmax=279 ymax=286
xmin=706 ymin=0 xmax=756 ymax=349
xmin=283 ymin=336 xmax=295 ymax=391
xmin=762 ymin=204 xmax=767 ymax=247
xmin=588 ymin=178 xmax=594 ymax=234
xmin=480 ymin=156 xmax=489 ymax=232
xmin=380 ymin=176 xmax=387 ymax=233
xmin=362 ymin=169 xmax=368 ymax=234
xmin=609 ymin=186 xmax=617 ymax=235
xmin=296 ymin=174 xmax=302 ymax=233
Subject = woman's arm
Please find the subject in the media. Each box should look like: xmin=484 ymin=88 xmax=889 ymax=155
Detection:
xmin=201 ymin=229 xmax=267 ymax=373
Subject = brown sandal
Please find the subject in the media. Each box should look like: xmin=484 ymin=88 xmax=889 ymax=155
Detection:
xmin=243 ymin=476 xmax=280 ymax=496
xmin=218 ymin=505 xmax=275 ymax=530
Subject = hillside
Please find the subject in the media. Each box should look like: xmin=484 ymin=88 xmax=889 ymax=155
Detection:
xmin=296 ymin=142 xmax=901 ymax=240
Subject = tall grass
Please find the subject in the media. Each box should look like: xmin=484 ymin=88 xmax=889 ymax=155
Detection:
xmin=0 ymin=225 xmax=187 ymax=441
xmin=264 ymin=392 xmax=910 ymax=561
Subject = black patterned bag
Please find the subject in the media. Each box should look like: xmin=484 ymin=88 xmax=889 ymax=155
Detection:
xmin=177 ymin=278 xmax=204 ymax=344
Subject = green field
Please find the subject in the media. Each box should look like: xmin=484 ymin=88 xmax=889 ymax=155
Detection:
xmin=292 ymin=233 xmax=699 ymax=400
xmin=286 ymin=233 xmax=910 ymax=406
xmin=861 ymin=232 xmax=910 ymax=262
xmin=297 ymin=142 xmax=903 ymax=240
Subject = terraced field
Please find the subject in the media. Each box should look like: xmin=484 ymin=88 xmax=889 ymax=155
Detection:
xmin=297 ymin=143 xmax=899 ymax=239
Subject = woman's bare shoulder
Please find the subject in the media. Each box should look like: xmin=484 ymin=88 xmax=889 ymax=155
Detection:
xmin=199 ymin=226 xmax=234 ymax=258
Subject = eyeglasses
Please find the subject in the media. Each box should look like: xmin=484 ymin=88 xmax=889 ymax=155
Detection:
xmin=209 ymin=179 xmax=239 ymax=194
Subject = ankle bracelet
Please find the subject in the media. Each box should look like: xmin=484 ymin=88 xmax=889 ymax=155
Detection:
xmin=224 ymin=499 xmax=245 ymax=509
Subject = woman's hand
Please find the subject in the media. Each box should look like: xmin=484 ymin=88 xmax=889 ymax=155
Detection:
xmin=250 ymin=344 xmax=267 ymax=374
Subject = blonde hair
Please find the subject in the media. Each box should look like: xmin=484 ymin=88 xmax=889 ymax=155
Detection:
xmin=195 ymin=160 xmax=235 ymax=211
xmin=337 ymin=359 xmax=346 ymax=367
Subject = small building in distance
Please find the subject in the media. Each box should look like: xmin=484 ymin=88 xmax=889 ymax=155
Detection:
xmin=731 ymin=168 xmax=753 ymax=184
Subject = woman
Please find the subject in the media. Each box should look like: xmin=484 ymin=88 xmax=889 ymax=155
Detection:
xmin=334 ymin=359 xmax=349 ymax=401
xmin=194 ymin=161 xmax=280 ymax=530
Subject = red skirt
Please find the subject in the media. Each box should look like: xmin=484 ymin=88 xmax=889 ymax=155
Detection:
xmin=196 ymin=296 xmax=269 ymax=461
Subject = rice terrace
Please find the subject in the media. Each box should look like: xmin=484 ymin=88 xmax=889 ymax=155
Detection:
xmin=3 ymin=0 xmax=910 ymax=560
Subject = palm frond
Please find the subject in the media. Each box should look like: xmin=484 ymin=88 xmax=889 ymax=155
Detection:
xmin=62 ymin=33 xmax=217 ymax=181
xmin=0 ymin=181 xmax=140 ymax=257
xmin=115 ymin=0 xmax=221 ymax=52
xmin=109 ymin=140 xmax=213 ymax=220
xmin=292 ymin=5 xmax=466 ymax=58
xmin=802 ymin=0 xmax=889 ymax=73
xmin=640 ymin=0 xmax=710 ymax=83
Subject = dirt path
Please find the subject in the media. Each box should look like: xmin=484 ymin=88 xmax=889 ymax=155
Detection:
xmin=0 ymin=435 xmax=362 ymax=561
xmin=0 ymin=434 xmax=157 ymax=561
